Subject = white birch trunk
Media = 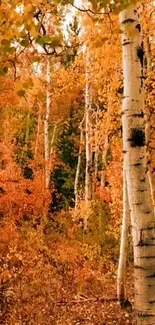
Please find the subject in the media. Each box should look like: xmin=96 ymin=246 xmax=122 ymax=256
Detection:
xmin=120 ymin=3 xmax=155 ymax=323
xmin=145 ymin=36 xmax=151 ymax=72
xmin=93 ymin=105 xmax=99 ymax=193
xmin=117 ymin=170 xmax=130 ymax=303
xmin=144 ymin=36 xmax=155 ymax=212
xmin=85 ymin=49 xmax=92 ymax=203
xmin=44 ymin=57 xmax=51 ymax=190
xmin=25 ymin=112 xmax=30 ymax=151
xmin=74 ymin=116 xmax=84 ymax=209
xmin=101 ymin=99 xmax=110 ymax=188
xmin=145 ymin=109 xmax=155 ymax=213
xmin=49 ymin=124 xmax=57 ymax=157
xmin=101 ymin=135 xmax=109 ymax=188
xmin=84 ymin=49 xmax=92 ymax=231
xmin=48 ymin=123 xmax=57 ymax=188
xmin=94 ymin=137 xmax=99 ymax=192
xmin=34 ymin=111 xmax=41 ymax=160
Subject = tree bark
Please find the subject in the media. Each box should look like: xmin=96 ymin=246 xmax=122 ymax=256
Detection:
xmin=101 ymin=135 xmax=109 ymax=188
xmin=84 ymin=49 xmax=92 ymax=231
xmin=74 ymin=115 xmax=84 ymax=209
xmin=44 ymin=57 xmax=51 ymax=190
xmin=85 ymin=49 xmax=92 ymax=203
xmin=48 ymin=123 xmax=57 ymax=188
xmin=145 ymin=36 xmax=151 ymax=72
xmin=120 ymin=3 xmax=155 ymax=323
xmin=117 ymin=170 xmax=130 ymax=303
xmin=34 ymin=104 xmax=42 ymax=160
xmin=93 ymin=104 xmax=99 ymax=193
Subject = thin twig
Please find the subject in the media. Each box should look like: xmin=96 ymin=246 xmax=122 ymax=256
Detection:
xmin=72 ymin=4 xmax=110 ymax=15
xmin=52 ymin=297 xmax=118 ymax=304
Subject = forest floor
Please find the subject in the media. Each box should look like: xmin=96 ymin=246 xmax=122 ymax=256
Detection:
xmin=48 ymin=268 xmax=135 ymax=325
xmin=1 ymin=258 xmax=135 ymax=325
xmin=1 ymin=218 xmax=135 ymax=324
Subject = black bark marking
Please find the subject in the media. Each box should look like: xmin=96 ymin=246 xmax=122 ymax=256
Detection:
xmin=144 ymin=55 xmax=147 ymax=70
xmin=137 ymin=42 xmax=145 ymax=88
xmin=132 ymin=111 xmax=144 ymax=118
xmin=140 ymin=74 xmax=146 ymax=79
xmin=136 ymin=311 xmax=155 ymax=317
xmin=135 ymin=24 xmax=141 ymax=32
xmin=148 ymin=300 xmax=155 ymax=304
xmin=131 ymin=99 xmax=139 ymax=102
xmin=117 ymin=85 xmax=124 ymax=94
xmin=137 ymin=229 xmax=143 ymax=246
xmin=134 ymin=265 xmax=148 ymax=270
xmin=137 ymin=241 xmax=143 ymax=247
xmin=137 ymin=46 xmax=144 ymax=67
xmin=122 ymin=18 xmax=135 ymax=24
xmin=146 ymin=273 xmax=155 ymax=278
xmin=137 ymin=243 xmax=155 ymax=247
xmin=120 ymin=299 xmax=132 ymax=309
xmin=134 ymin=163 xmax=142 ymax=167
xmin=123 ymin=41 xmax=131 ymax=46
xmin=139 ymin=256 xmax=155 ymax=259
xmin=129 ymin=128 xmax=145 ymax=147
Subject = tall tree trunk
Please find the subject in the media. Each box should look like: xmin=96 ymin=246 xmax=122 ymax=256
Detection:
xmin=145 ymin=36 xmax=151 ymax=72
xmin=48 ymin=123 xmax=57 ymax=188
xmin=34 ymin=105 xmax=42 ymax=160
xmin=145 ymin=105 xmax=155 ymax=213
xmin=49 ymin=124 xmax=57 ymax=157
xmin=117 ymin=170 xmax=130 ymax=303
xmin=93 ymin=104 xmax=99 ymax=193
xmin=144 ymin=35 xmax=155 ymax=212
xmin=85 ymin=49 xmax=92 ymax=202
xmin=120 ymin=3 xmax=155 ymax=323
xmin=44 ymin=57 xmax=51 ymax=190
xmin=74 ymin=115 xmax=84 ymax=209
xmin=84 ymin=49 xmax=92 ymax=231
xmin=101 ymin=135 xmax=109 ymax=188
xmin=101 ymin=98 xmax=110 ymax=188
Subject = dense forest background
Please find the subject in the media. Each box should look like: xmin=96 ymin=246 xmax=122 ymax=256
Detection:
xmin=0 ymin=0 xmax=155 ymax=324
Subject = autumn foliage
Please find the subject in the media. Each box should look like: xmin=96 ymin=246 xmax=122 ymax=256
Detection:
xmin=0 ymin=0 xmax=155 ymax=324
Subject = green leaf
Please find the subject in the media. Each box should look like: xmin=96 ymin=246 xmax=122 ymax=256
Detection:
xmin=17 ymin=89 xmax=26 ymax=97
xmin=1 ymin=39 xmax=10 ymax=46
xmin=36 ymin=35 xmax=61 ymax=47
xmin=36 ymin=36 xmax=50 ymax=46
xmin=3 ymin=66 xmax=8 ymax=74
xmin=20 ymin=39 xmax=29 ymax=47
xmin=0 ymin=66 xmax=8 ymax=75
xmin=49 ymin=36 xmax=61 ymax=47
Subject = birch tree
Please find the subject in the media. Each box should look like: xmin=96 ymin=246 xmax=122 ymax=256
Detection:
xmin=120 ymin=3 xmax=155 ymax=323
xmin=117 ymin=170 xmax=130 ymax=303
xmin=74 ymin=115 xmax=85 ymax=208
xmin=44 ymin=57 xmax=51 ymax=190
xmin=93 ymin=105 xmax=99 ymax=192
xmin=84 ymin=48 xmax=92 ymax=231
xmin=85 ymin=49 xmax=92 ymax=203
